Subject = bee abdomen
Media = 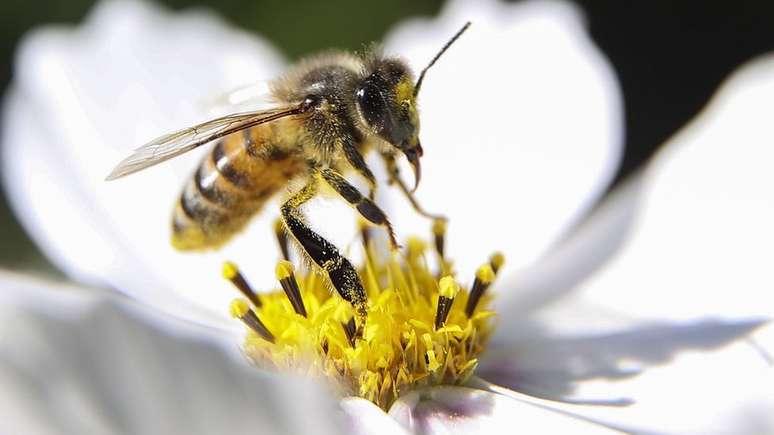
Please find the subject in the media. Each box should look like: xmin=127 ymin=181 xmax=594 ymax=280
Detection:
xmin=171 ymin=130 xmax=301 ymax=251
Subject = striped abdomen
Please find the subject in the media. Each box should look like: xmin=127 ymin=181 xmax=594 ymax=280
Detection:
xmin=172 ymin=122 xmax=303 ymax=251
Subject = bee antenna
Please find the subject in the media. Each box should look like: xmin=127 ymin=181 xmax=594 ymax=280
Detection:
xmin=414 ymin=21 xmax=471 ymax=97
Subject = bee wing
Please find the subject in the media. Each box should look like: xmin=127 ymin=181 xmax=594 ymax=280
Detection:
xmin=205 ymin=81 xmax=274 ymax=111
xmin=106 ymin=105 xmax=304 ymax=180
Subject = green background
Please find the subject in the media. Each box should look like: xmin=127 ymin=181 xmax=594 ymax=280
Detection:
xmin=0 ymin=0 xmax=444 ymax=273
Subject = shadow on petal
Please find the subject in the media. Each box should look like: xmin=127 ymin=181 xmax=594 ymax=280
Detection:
xmin=389 ymin=385 xmax=618 ymax=434
xmin=389 ymin=387 xmax=495 ymax=434
xmin=479 ymin=317 xmax=767 ymax=404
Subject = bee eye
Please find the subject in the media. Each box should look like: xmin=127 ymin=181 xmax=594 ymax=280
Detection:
xmin=355 ymin=80 xmax=388 ymax=132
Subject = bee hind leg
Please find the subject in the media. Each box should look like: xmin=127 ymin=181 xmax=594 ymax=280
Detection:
xmin=319 ymin=168 xmax=399 ymax=250
xmin=280 ymin=179 xmax=367 ymax=318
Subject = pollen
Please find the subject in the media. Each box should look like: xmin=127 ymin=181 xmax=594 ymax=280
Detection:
xmin=224 ymin=228 xmax=502 ymax=410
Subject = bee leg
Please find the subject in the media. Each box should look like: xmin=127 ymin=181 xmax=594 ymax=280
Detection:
xmin=319 ymin=168 xmax=399 ymax=250
xmin=383 ymin=154 xmax=447 ymax=221
xmin=281 ymin=179 xmax=367 ymax=318
xmin=343 ymin=141 xmax=376 ymax=199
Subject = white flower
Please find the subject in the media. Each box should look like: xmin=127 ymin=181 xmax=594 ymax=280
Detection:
xmin=1 ymin=0 xmax=620 ymax=327
xmin=1 ymin=0 xmax=772 ymax=433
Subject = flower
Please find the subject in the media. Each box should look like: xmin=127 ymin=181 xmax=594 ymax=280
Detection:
xmin=2 ymin=0 xmax=772 ymax=433
xmin=1 ymin=0 xmax=621 ymax=328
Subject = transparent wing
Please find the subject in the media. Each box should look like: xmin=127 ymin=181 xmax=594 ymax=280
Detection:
xmin=106 ymin=105 xmax=304 ymax=180
xmin=204 ymin=81 xmax=274 ymax=111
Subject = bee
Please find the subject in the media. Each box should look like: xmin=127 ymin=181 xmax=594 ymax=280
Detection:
xmin=107 ymin=23 xmax=470 ymax=317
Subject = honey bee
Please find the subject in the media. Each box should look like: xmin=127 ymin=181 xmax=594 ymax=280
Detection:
xmin=107 ymin=23 xmax=470 ymax=316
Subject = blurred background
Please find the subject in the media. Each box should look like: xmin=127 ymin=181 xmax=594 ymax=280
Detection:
xmin=2 ymin=0 xmax=774 ymax=272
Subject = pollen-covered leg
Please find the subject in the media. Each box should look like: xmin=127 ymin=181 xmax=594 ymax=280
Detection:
xmin=319 ymin=168 xmax=399 ymax=250
xmin=280 ymin=180 xmax=368 ymax=317
xmin=383 ymin=154 xmax=446 ymax=220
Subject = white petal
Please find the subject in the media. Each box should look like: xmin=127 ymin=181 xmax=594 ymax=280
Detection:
xmin=480 ymin=323 xmax=774 ymax=434
xmin=388 ymin=385 xmax=619 ymax=434
xmin=490 ymin=171 xmax=644 ymax=339
xmin=341 ymin=397 xmax=410 ymax=435
xmin=382 ymin=0 xmax=622 ymax=277
xmin=474 ymin=62 xmax=774 ymax=429
xmin=479 ymin=317 xmax=766 ymax=406
xmin=573 ymin=54 xmax=774 ymax=322
xmin=0 ymin=269 xmax=343 ymax=435
xmin=2 ymin=0 xmax=286 ymax=326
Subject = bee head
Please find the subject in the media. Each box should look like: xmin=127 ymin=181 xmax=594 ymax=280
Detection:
xmin=356 ymin=58 xmax=423 ymax=189
xmin=355 ymin=23 xmax=470 ymax=191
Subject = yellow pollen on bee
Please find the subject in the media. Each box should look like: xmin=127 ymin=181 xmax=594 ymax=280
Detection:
xmin=395 ymin=79 xmax=415 ymax=106
xmin=225 ymin=230 xmax=499 ymax=410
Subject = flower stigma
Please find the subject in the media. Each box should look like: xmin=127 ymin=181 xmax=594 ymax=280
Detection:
xmin=224 ymin=219 xmax=502 ymax=409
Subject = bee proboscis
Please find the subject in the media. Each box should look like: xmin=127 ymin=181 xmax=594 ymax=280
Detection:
xmin=107 ymin=23 xmax=471 ymax=316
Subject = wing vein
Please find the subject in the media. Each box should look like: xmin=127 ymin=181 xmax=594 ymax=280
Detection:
xmin=106 ymin=105 xmax=304 ymax=180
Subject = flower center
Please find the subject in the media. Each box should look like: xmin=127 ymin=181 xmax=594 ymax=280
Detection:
xmin=223 ymin=220 xmax=503 ymax=410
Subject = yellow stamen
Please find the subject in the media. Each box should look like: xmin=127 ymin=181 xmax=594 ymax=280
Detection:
xmin=274 ymin=218 xmax=290 ymax=261
xmin=275 ymin=260 xmax=306 ymax=317
xmin=466 ymin=261 xmax=501 ymax=317
xmin=223 ymin=261 xmax=239 ymax=280
xmin=476 ymin=264 xmax=496 ymax=284
xmin=432 ymin=218 xmax=447 ymax=258
xmin=490 ymin=251 xmax=505 ymax=274
xmin=230 ymin=299 xmax=274 ymax=343
xmin=431 ymin=218 xmax=447 ymax=236
xmin=359 ymin=218 xmax=372 ymax=249
xmin=275 ymin=260 xmax=295 ymax=281
xmin=439 ymin=275 xmax=459 ymax=298
xmin=229 ymin=298 xmax=250 ymax=318
xmin=226 ymin=228 xmax=498 ymax=410
xmin=435 ymin=275 xmax=459 ymax=329
xmin=223 ymin=261 xmax=262 ymax=307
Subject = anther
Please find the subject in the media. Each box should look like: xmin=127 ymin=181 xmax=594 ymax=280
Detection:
xmin=432 ymin=219 xmax=447 ymax=258
xmin=465 ymin=264 xmax=496 ymax=317
xmin=435 ymin=275 xmax=459 ymax=329
xmin=359 ymin=218 xmax=371 ymax=250
xmin=406 ymin=237 xmax=427 ymax=262
xmin=230 ymin=299 xmax=275 ymax=343
xmin=223 ymin=261 xmax=262 ymax=308
xmin=342 ymin=317 xmax=357 ymax=347
xmin=275 ymin=260 xmax=307 ymax=317
xmin=274 ymin=218 xmax=290 ymax=261
xmin=490 ymin=252 xmax=505 ymax=275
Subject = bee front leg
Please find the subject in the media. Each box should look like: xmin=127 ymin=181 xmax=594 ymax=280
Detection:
xmin=343 ymin=141 xmax=376 ymax=199
xmin=383 ymin=154 xmax=446 ymax=221
xmin=319 ymin=168 xmax=399 ymax=250
xmin=280 ymin=179 xmax=367 ymax=318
